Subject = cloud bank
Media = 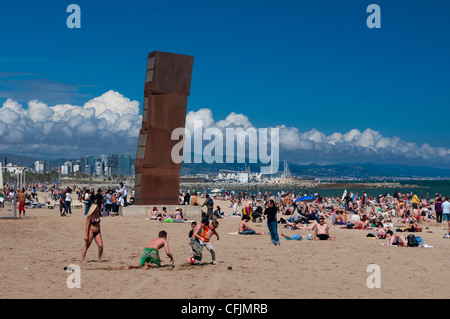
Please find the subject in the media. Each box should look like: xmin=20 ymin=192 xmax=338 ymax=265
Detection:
xmin=185 ymin=108 xmax=450 ymax=168
xmin=0 ymin=90 xmax=141 ymax=159
xmin=0 ymin=91 xmax=449 ymax=168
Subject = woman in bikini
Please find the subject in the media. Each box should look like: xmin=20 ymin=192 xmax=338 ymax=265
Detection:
xmin=82 ymin=204 xmax=104 ymax=264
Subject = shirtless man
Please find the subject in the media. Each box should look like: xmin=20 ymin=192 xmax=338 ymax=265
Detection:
xmin=17 ymin=189 xmax=26 ymax=218
xmin=310 ymin=218 xmax=336 ymax=241
xmin=238 ymin=215 xmax=265 ymax=235
xmin=125 ymin=230 xmax=174 ymax=269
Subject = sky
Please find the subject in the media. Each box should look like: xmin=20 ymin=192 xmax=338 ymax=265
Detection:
xmin=0 ymin=0 xmax=449 ymax=168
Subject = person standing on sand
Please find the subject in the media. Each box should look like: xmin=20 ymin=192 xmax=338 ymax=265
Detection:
xmin=125 ymin=230 xmax=174 ymax=269
xmin=442 ymin=197 xmax=450 ymax=233
xmin=65 ymin=188 xmax=72 ymax=215
xmin=58 ymin=189 xmax=66 ymax=216
xmin=202 ymin=194 xmax=214 ymax=220
xmin=0 ymin=188 xmax=4 ymax=210
xmin=435 ymin=197 xmax=443 ymax=224
xmin=81 ymin=204 xmax=103 ymax=264
xmin=17 ymin=189 xmax=26 ymax=218
xmin=264 ymin=199 xmax=280 ymax=246
xmin=83 ymin=189 xmax=91 ymax=216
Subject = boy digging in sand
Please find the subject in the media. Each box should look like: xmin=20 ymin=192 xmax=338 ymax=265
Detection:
xmin=125 ymin=230 xmax=174 ymax=269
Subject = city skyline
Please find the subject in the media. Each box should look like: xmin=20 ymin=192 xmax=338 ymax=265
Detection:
xmin=2 ymin=151 xmax=134 ymax=177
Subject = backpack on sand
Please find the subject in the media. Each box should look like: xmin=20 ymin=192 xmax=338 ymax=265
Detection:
xmin=407 ymin=234 xmax=418 ymax=247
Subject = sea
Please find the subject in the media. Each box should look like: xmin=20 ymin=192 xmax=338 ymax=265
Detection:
xmin=203 ymin=180 xmax=450 ymax=199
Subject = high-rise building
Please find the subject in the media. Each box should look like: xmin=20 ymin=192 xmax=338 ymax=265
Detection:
xmin=118 ymin=153 xmax=132 ymax=177
xmin=34 ymin=160 xmax=50 ymax=173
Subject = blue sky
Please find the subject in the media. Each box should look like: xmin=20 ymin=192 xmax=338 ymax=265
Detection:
xmin=0 ymin=0 xmax=449 ymax=167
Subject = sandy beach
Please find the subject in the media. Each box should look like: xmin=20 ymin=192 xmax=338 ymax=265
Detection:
xmin=0 ymin=192 xmax=449 ymax=300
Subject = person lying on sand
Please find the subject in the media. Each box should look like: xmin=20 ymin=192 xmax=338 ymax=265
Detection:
xmin=281 ymin=233 xmax=311 ymax=240
xmin=125 ymin=230 xmax=174 ymax=269
xmin=384 ymin=230 xmax=407 ymax=246
xmin=339 ymin=214 xmax=371 ymax=230
xmin=285 ymin=220 xmax=309 ymax=230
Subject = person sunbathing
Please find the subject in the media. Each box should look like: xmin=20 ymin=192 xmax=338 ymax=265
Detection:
xmin=384 ymin=230 xmax=407 ymax=246
xmin=333 ymin=210 xmax=347 ymax=225
xmin=340 ymin=215 xmax=371 ymax=230
xmin=281 ymin=233 xmax=310 ymax=240
xmin=310 ymin=218 xmax=336 ymax=241
xmin=285 ymin=220 xmax=309 ymax=230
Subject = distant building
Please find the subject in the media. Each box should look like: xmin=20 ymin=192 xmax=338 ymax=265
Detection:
xmin=34 ymin=160 xmax=50 ymax=174
xmin=117 ymin=153 xmax=132 ymax=177
xmin=76 ymin=153 xmax=133 ymax=177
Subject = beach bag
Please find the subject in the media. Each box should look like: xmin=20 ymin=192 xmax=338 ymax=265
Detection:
xmin=407 ymin=234 xmax=418 ymax=247
xmin=208 ymin=197 xmax=214 ymax=206
xmin=415 ymin=236 xmax=423 ymax=245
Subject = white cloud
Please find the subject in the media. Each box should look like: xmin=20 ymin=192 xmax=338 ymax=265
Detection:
xmin=0 ymin=95 xmax=448 ymax=167
xmin=0 ymin=90 xmax=142 ymax=158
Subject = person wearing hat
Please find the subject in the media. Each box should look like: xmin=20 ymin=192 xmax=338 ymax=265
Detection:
xmin=81 ymin=204 xmax=103 ymax=264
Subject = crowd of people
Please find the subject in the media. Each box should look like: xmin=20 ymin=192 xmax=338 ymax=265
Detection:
xmin=0 ymin=182 xmax=133 ymax=218
xmin=2 ymin=183 xmax=449 ymax=268
xmin=178 ymin=188 xmax=450 ymax=247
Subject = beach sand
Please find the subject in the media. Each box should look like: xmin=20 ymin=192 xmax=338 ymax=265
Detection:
xmin=0 ymin=193 xmax=449 ymax=299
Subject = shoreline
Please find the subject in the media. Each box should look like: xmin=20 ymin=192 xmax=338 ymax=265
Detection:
xmin=179 ymin=181 xmax=418 ymax=191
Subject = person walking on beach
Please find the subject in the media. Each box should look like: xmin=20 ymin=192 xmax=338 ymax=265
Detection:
xmin=81 ymin=204 xmax=103 ymax=264
xmin=202 ymin=194 xmax=214 ymax=220
xmin=125 ymin=230 xmax=174 ymax=269
xmin=442 ymin=197 xmax=450 ymax=233
xmin=264 ymin=199 xmax=280 ymax=246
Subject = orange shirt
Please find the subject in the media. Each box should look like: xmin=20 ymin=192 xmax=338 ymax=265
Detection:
xmin=200 ymin=226 xmax=216 ymax=242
